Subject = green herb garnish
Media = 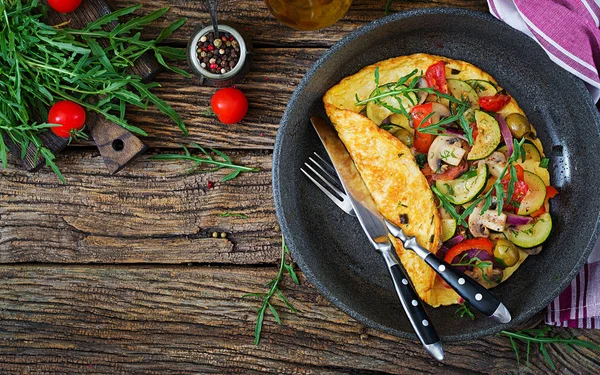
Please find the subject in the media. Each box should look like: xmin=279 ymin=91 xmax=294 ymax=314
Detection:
xmin=152 ymin=143 xmax=259 ymax=182
xmin=433 ymin=138 xmax=526 ymax=225
xmin=243 ymin=235 xmax=299 ymax=345
xmin=0 ymin=1 xmax=189 ymax=180
xmin=355 ymin=69 xmax=475 ymax=145
xmin=539 ymin=157 xmax=550 ymax=168
xmin=499 ymin=326 xmax=600 ymax=370
xmin=455 ymin=302 xmax=475 ymax=320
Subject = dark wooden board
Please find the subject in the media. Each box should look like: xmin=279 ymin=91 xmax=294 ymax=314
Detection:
xmin=0 ymin=149 xmax=279 ymax=264
xmin=110 ymin=0 xmax=489 ymax=47
xmin=0 ymin=265 xmax=598 ymax=374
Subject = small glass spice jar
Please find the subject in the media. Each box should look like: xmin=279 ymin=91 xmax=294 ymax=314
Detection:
xmin=187 ymin=24 xmax=252 ymax=87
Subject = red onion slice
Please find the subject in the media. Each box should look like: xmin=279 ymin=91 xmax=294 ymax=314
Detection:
xmin=506 ymin=213 xmax=533 ymax=226
xmin=444 ymin=234 xmax=465 ymax=248
xmin=496 ymin=113 xmax=513 ymax=156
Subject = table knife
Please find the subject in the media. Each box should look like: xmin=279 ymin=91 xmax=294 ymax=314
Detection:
xmin=383 ymin=220 xmax=512 ymax=323
xmin=310 ymin=116 xmax=444 ymax=361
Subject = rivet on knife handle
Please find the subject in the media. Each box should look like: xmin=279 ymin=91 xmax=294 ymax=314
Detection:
xmin=379 ymin=247 xmax=444 ymax=361
xmin=383 ymin=219 xmax=512 ymax=324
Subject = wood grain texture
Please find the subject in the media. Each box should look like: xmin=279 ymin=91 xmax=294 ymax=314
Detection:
xmin=0 ymin=265 xmax=598 ymax=375
xmin=70 ymin=47 xmax=322 ymax=150
xmin=0 ymin=149 xmax=280 ymax=264
xmin=109 ymin=0 xmax=489 ymax=47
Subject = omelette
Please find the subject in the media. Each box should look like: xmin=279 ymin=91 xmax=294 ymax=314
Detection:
xmin=323 ymin=54 xmax=555 ymax=307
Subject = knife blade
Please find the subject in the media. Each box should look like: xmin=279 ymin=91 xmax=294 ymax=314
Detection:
xmin=310 ymin=116 xmax=444 ymax=361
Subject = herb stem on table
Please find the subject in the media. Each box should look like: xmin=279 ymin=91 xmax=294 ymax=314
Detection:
xmin=243 ymin=235 xmax=299 ymax=345
xmin=151 ymin=144 xmax=259 ymax=182
xmin=499 ymin=326 xmax=600 ymax=370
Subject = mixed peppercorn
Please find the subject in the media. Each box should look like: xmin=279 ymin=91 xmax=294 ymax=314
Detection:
xmin=196 ymin=31 xmax=241 ymax=74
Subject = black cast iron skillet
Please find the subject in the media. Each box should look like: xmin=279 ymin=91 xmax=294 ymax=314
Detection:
xmin=273 ymin=7 xmax=600 ymax=341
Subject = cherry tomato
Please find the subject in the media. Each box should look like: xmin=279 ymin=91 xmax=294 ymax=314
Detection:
xmin=443 ymin=238 xmax=494 ymax=264
xmin=424 ymin=61 xmax=448 ymax=94
xmin=479 ymin=93 xmax=511 ymax=112
xmin=499 ymin=165 xmax=528 ymax=211
xmin=48 ymin=100 xmax=86 ymax=138
xmin=48 ymin=0 xmax=82 ymax=13
xmin=410 ymin=103 xmax=436 ymax=153
xmin=210 ymin=88 xmax=248 ymax=124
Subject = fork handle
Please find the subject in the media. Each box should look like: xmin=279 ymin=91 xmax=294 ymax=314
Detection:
xmin=380 ymin=250 xmax=443 ymax=360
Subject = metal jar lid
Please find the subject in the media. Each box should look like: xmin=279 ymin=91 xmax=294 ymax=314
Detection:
xmin=187 ymin=24 xmax=250 ymax=86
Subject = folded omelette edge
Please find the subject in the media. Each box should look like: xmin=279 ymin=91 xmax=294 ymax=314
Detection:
xmin=323 ymin=103 xmax=462 ymax=307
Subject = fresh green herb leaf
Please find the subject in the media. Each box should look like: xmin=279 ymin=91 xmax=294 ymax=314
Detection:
xmin=245 ymin=235 xmax=299 ymax=345
xmin=499 ymin=326 xmax=600 ymax=369
xmin=151 ymin=145 xmax=259 ymax=182
xmin=0 ymin=0 xmax=189 ymax=180
xmin=415 ymin=153 xmax=427 ymax=168
xmin=455 ymin=302 xmax=475 ymax=320
xmin=539 ymin=157 xmax=550 ymax=168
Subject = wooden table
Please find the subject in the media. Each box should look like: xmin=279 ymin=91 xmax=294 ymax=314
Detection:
xmin=1 ymin=0 xmax=599 ymax=373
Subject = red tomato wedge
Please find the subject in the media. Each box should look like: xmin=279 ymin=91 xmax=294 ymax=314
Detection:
xmin=410 ymin=103 xmax=435 ymax=153
xmin=479 ymin=93 xmax=511 ymax=112
xmin=424 ymin=61 xmax=448 ymax=94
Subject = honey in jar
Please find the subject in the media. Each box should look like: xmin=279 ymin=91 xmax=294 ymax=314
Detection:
xmin=265 ymin=0 xmax=352 ymax=31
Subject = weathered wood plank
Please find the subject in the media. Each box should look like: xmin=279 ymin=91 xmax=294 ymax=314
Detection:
xmin=109 ymin=0 xmax=489 ymax=47
xmin=0 ymin=149 xmax=280 ymax=264
xmin=63 ymin=48 xmax=320 ymax=150
xmin=0 ymin=265 xmax=597 ymax=374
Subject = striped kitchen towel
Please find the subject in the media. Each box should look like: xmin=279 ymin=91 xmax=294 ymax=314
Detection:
xmin=488 ymin=0 xmax=600 ymax=328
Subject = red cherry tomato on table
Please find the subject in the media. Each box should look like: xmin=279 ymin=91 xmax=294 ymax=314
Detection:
xmin=48 ymin=0 xmax=83 ymax=13
xmin=48 ymin=100 xmax=86 ymax=138
xmin=424 ymin=61 xmax=448 ymax=94
xmin=410 ymin=103 xmax=436 ymax=153
xmin=479 ymin=93 xmax=512 ymax=112
xmin=210 ymin=88 xmax=248 ymax=124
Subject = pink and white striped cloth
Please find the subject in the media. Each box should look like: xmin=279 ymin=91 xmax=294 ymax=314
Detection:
xmin=487 ymin=0 xmax=600 ymax=329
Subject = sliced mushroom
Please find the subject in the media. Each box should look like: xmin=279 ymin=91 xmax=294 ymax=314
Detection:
xmin=427 ymin=136 xmax=466 ymax=172
xmin=468 ymin=201 xmax=490 ymax=238
xmin=484 ymin=151 xmax=507 ymax=178
xmin=430 ymin=102 xmax=451 ymax=119
xmin=465 ymin=266 xmax=503 ymax=288
xmin=481 ymin=209 xmax=507 ymax=232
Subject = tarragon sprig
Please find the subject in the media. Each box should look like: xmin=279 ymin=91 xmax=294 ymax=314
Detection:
xmin=499 ymin=326 xmax=600 ymax=370
xmin=243 ymin=235 xmax=299 ymax=345
xmin=433 ymin=138 xmax=526 ymax=225
xmin=355 ymin=67 xmax=474 ymax=145
xmin=151 ymin=143 xmax=259 ymax=182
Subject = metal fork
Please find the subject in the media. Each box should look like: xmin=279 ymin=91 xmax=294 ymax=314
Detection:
xmin=300 ymin=152 xmax=356 ymax=216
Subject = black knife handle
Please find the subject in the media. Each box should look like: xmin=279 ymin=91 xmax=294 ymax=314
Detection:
xmin=423 ymin=253 xmax=510 ymax=323
xmin=386 ymin=262 xmax=440 ymax=345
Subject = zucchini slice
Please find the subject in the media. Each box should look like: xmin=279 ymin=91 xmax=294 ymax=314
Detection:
xmin=441 ymin=218 xmax=457 ymax=242
xmin=447 ymin=79 xmax=480 ymax=123
xmin=467 ymin=110 xmax=502 ymax=160
xmin=498 ymin=141 xmax=541 ymax=162
xmin=506 ymin=213 xmax=552 ymax=248
xmin=366 ymin=83 xmax=417 ymax=125
xmin=466 ymin=79 xmax=498 ymax=97
xmin=517 ymin=171 xmax=547 ymax=215
xmin=435 ymin=162 xmax=488 ymax=205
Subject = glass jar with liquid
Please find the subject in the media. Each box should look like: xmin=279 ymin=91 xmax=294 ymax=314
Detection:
xmin=265 ymin=0 xmax=352 ymax=31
